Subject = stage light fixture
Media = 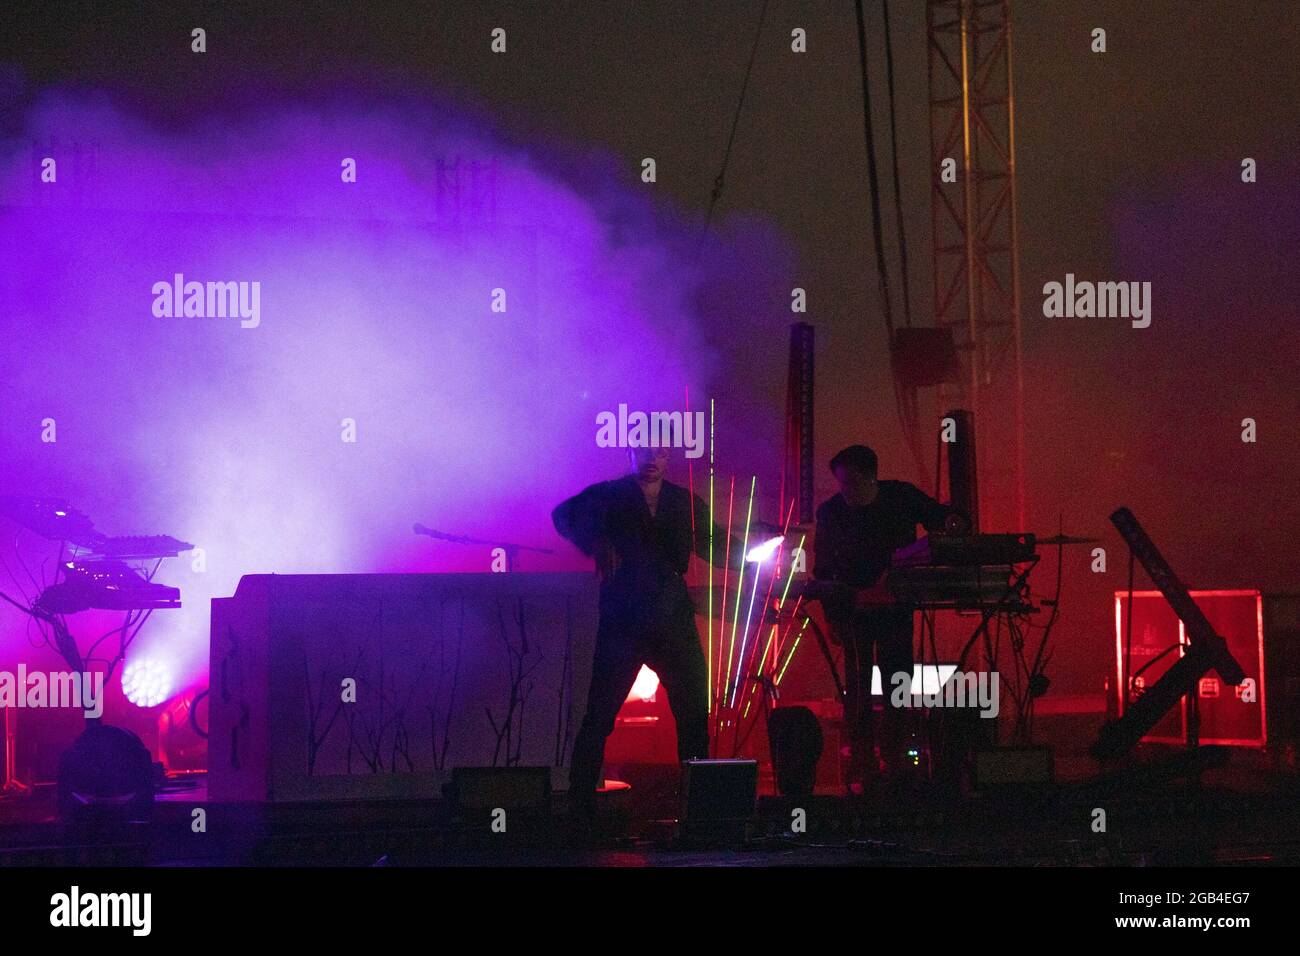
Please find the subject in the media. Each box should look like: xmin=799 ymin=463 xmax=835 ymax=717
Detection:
xmin=122 ymin=659 xmax=171 ymax=708
xmin=745 ymin=534 xmax=784 ymax=564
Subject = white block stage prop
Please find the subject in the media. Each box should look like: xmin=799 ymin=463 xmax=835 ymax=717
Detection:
xmin=209 ymin=572 xmax=599 ymax=802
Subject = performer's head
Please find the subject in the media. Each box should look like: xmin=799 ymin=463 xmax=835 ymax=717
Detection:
xmin=628 ymin=446 xmax=670 ymax=482
xmin=829 ymin=444 xmax=878 ymax=498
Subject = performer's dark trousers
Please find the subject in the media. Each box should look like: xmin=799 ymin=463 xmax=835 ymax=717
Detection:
xmin=840 ymin=606 xmax=914 ymax=785
xmin=569 ymin=592 xmax=709 ymax=810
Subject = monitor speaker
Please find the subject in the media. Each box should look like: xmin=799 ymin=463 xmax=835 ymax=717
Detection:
xmin=681 ymin=759 xmax=757 ymax=824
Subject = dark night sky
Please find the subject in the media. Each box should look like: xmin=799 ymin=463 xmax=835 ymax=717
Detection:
xmin=2 ymin=1 xmax=1297 ymax=695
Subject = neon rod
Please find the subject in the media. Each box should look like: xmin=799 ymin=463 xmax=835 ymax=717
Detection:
xmin=706 ymin=397 xmax=714 ymax=713
xmin=725 ymin=476 xmax=755 ymax=710
xmin=776 ymin=618 xmax=810 ymax=684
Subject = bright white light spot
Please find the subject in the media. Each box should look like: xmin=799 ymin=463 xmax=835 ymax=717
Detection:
xmin=122 ymin=659 xmax=172 ymax=708
xmin=626 ymin=665 xmax=659 ymax=703
xmin=745 ymin=534 xmax=785 ymax=564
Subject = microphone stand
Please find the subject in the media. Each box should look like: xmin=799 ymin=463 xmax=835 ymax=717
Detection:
xmin=413 ymin=524 xmax=554 ymax=572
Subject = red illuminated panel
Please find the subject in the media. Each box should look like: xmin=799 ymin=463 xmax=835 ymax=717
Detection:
xmin=1115 ymin=590 xmax=1265 ymax=748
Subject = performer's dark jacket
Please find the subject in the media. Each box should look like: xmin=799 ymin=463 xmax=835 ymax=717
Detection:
xmin=552 ymin=475 xmax=739 ymax=637
xmin=813 ymin=480 xmax=952 ymax=622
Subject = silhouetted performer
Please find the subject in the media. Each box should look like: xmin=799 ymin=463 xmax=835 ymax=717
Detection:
xmin=553 ymin=446 xmax=739 ymax=816
xmin=813 ymin=444 xmax=959 ymax=792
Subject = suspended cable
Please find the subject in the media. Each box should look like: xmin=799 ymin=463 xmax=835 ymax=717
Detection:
xmin=852 ymin=0 xmax=895 ymax=337
xmin=881 ymin=0 xmax=913 ymax=328
xmin=854 ymin=0 xmax=928 ymax=477
xmin=699 ymin=0 xmax=771 ymax=251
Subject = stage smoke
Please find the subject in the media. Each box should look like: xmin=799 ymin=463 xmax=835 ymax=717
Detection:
xmin=0 ymin=92 xmax=787 ymax=690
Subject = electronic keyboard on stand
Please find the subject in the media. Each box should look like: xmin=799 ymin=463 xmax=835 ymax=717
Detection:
xmin=776 ymin=534 xmax=1039 ymax=613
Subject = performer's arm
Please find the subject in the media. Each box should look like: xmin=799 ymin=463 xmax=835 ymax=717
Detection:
xmin=551 ymin=481 xmax=611 ymax=558
xmin=904 ymin=482 xmax=961 ymax=534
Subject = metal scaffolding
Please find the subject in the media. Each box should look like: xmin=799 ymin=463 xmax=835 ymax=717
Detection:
xmin=927 ymin=0 xmax=1026 ymax=528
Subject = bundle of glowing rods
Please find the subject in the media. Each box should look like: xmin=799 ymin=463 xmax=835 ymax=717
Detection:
xmin=695 ymin=460 xmax=810 ymax=724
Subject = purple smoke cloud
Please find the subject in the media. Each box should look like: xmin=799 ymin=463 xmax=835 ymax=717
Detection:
xmin=0 ymin=91 xmax=788 ymax=691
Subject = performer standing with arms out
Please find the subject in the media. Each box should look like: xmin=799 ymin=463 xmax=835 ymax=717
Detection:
xmin=813 ymin=444 xmax=962 ymax=793
xmin=553 ymin=446 xmax=742 ymax=817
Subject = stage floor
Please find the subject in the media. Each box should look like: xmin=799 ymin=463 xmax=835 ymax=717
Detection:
xmin=2 ymin=751 xmax=1298 ymax=867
